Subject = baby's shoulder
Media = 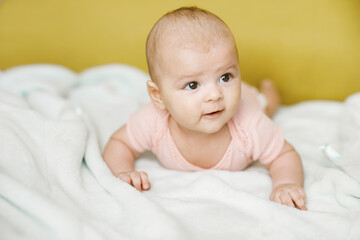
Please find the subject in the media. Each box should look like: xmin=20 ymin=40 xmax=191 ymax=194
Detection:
xmin=232 ymin=99 xmax=261 ymax=125
xmin=231 ymin=99 xmax=274 ymax=139
xmin=129 ymin=102 xmax=168 ymax=127
xmin=126 ymin=102 xmax=169 ymax=150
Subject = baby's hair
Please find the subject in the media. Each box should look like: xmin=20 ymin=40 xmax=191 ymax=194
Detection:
xmin=146 ymin=6 xmax=235 ymax=82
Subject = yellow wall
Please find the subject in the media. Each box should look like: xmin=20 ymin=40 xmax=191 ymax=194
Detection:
xmin=0 ymin=0 xmax=359 ymax=104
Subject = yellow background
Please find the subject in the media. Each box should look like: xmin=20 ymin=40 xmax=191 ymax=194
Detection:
xmin=0 ymin=0 xmax=359 ymax=104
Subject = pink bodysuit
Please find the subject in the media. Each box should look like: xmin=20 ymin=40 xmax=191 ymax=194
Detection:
xmin=126 ymin=82 xmax=284 ymax=171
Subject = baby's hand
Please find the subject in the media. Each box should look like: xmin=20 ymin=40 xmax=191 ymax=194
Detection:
xmin=270 ymin=183 xmax=307 ymax=210
xmin=116 ymin=171 xmax=151 ymax=191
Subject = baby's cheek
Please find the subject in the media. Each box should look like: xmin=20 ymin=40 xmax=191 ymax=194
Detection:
xmin=227 ymin=95 xmax=241 ymax=114
xmin=171 ymin=105 xmax=198 ymax=125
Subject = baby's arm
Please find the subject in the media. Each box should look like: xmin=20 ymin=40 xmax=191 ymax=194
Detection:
xmin=102 ymin=125 xmax=150 ymax=191
xmin=266 ymin=141 xmax=307 ymax=210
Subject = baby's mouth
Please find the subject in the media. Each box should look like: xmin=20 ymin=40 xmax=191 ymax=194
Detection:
xmin=203 ymin=109 xmax=224 ymax=118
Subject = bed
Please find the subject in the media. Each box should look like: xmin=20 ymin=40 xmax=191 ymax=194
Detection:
xmin=0 ymin=64 xmax=359 ymax=240
xmin=1 ymin=0 xmax=360 ymax=239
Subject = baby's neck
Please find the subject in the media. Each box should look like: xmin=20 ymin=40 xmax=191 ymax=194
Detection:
xmin=169 ymin=117 xmax=228 ymax=141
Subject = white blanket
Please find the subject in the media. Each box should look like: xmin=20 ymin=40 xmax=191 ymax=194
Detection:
xmin=0 ymin=64 xmax=359 ymax=240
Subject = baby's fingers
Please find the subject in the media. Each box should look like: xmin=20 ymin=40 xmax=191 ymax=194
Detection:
xmin=117 ymin=173 xmax=132 ymax=185
xmin=130 ymin=172 xmax=143 ymax=191
xmin=279 ymin=193 xmax=296 ymax=208
xmin=271 ymin=190 xmax=295 ymax=208
xmin=116 ymin=171 xmax=150 ymax=192
xmin=290 ymin=190 xmax=307 ymax=211
xmin=139 ymin=171 xmax=151 ymax=190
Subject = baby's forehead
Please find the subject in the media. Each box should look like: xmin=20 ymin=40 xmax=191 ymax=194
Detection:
xmin=155 ymin=20 xmax=233 ymax=57
xmin=159 ymin=15 xmax=228 ymax=43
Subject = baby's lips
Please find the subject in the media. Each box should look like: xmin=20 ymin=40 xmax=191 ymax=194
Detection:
xmin=203 ymin=107 xmax=224 ymax=115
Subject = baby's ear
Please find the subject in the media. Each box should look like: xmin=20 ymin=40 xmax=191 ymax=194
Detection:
xmin=147 ymin=80 xmax=166 ymax=110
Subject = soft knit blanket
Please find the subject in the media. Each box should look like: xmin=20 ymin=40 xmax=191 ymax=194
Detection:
xmin=0 ymin=64 xmax=359 ymax=240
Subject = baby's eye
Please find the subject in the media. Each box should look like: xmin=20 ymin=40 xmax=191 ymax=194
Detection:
xmin=184 ymin=81 xmax=199 ymax=90
xmin=219 ymin=73 xmax=231 ymax=83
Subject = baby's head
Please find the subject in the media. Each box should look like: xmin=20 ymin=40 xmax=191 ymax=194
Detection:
xmin=146 ymin=7 xmax=242 ymax=134
xmin=146 ymin=6 xmax=238 ymax=84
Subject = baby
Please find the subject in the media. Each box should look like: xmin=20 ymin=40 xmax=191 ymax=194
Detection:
xmin=103 ymin=7 xmax=307 ymax=210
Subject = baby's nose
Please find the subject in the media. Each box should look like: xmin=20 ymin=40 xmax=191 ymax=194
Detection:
xmin=205 ymin=85 xmax=223 ymax=102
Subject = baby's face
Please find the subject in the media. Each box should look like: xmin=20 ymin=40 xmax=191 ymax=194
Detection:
xmin=156 ymin=38 xmax=241 ymax=134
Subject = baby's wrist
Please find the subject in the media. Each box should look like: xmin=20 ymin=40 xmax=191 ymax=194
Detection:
xmin=272 ymin=181 xmax=301 ymax=189
xmin=113 ymin=168 xmax=134 ymax=175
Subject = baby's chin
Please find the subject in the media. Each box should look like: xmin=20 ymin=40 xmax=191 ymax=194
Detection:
xmin=197 ymin=114 xmax=235 ymax=134
xmin=196 ymin=121 xmax=229 ymax=135
xmin=175 ymin=122 xmax=224 ymax=135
